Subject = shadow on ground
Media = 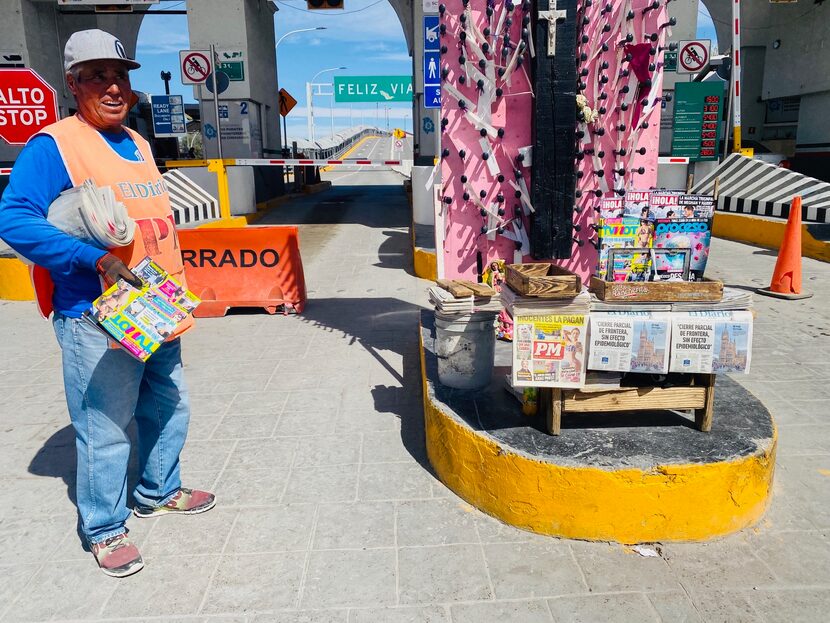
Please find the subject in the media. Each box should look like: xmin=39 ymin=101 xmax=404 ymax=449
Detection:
xmin=298 ymin=297 xmax=430 ymax=471
xmin=30 ymin=421 xmax=143 ymax=551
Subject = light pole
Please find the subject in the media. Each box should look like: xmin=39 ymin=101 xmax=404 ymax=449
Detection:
xmin=275 ymin=27 xmax=326 ymax=151
xmin=307 ymin=66 xmax=346 ymax=143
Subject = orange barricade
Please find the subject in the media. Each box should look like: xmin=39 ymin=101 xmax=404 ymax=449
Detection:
xmin=177 ymin=226 xmax=307 ymax=317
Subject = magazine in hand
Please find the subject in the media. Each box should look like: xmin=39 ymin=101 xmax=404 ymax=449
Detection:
xmin=83 ymin=257 xmax=200 ymax=361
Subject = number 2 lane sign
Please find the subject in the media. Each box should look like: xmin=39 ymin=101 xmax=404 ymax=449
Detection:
xmin=180 ymin=50 xmax=211 ymax=85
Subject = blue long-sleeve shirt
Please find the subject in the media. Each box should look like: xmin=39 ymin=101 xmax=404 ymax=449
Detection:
xmin=0 ymin=130 xmax=144 ymax=317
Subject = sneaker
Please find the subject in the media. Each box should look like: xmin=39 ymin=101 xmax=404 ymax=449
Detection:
xmin=133 ymin=487 xmax=216 ymax=518
xmin=90 ymin=533 xmax=144 ymax=578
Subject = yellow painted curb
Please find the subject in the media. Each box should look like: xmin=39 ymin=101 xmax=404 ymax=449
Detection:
xmin=420 ymin=330 xmax=776 ymax=543
xmin=414 ymin=247 xmax=437 ymax=281
xmin=713 ymin=212 xmax=830 ymax=263
xmin=196 ymin=216 xmax=250 ymax=229
xmin=321 ymin=135 xmax=381 ymax=172
xmin=0 ymin=257 xmax=34 ymax=301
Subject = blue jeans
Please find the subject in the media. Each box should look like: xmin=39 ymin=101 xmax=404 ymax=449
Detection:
xmin=53 ymin=313 xmax=191 ymax=545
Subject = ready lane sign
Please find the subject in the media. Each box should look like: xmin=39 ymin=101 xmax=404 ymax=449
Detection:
xmin=334 ymin=76 xmax=413 ymax=103
xmin=150 ymin=94 xmax=187 ymax=138
xmin=423 ymin=16 xmax=441 ymax=109
xmin=0 ymin=68 xmax=59 ymax=145
xmin=180 ymin=50 xmax=211 ymax=85
xmin=678 ymin=40 xmax=710 ymax=75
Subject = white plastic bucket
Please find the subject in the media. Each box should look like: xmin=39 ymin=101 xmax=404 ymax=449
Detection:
xmin=434 ymin=312 xmax=497 ymax=389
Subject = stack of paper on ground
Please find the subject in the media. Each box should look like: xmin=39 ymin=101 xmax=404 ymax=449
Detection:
xmin=47 ymin=179 xmax=134 ymax=249
xmin=84 ymin=257 xmax=200 ymax=362
xmin=509 ymin=289 xmax=590 ymax=389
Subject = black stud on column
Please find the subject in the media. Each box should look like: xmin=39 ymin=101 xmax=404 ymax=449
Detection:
xmin=531 ymin=0 xmax=578 ymax=259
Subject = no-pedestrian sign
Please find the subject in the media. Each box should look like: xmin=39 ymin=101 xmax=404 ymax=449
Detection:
xmin=179 ymin=50 xmax=211 ymax=85
xmin=677 ymin=40 xmax=711 ymax=75
xmin=0 ymin=68 xmax=59 ymax=145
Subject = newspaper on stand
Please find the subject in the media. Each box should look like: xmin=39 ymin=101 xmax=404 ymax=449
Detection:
xmin=510 ymin=289 xmax=590 ymax=388
xmin=588 ymin=311 xmax=671 ymax=374
xmin=669 ymin=310 xmax=753 ymax=374
xmin=83 ymin=257 xmax=200 ymax=362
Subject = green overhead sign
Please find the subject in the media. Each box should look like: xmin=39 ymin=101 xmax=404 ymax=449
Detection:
xmin=334 ymin=76 xmax=413 ymax=102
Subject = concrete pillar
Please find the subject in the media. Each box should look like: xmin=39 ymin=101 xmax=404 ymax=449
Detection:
xmin=412 ymin=0 xmax=439 ymax=166
xmin=0 ymin=0 xmax=143 ymax=162
xmin=186 ymin=0 xmax=280 ymax=159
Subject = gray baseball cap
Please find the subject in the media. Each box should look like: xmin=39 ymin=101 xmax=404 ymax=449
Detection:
xmin=64 ymin=29 xmax=141 ymax=72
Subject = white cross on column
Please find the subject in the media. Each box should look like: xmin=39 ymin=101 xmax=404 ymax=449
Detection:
xmin=537 ymin=2 xmax=568 ymax=58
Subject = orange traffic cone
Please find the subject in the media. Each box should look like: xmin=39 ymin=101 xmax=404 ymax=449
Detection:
xmin=757 ymin=195 xmax=813 ymax=300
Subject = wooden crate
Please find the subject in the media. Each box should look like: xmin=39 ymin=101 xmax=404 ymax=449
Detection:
xmin=539 ymin=374 xmax=716 ymax=435
xmin=589 ymin=276 xmax=723 ymax=302
xmin=505 ymin=263 xmax=582 ymax=298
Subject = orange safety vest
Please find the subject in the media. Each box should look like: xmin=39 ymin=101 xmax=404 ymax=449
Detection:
xmin=31 ymin=114 xmax=193 ymax=338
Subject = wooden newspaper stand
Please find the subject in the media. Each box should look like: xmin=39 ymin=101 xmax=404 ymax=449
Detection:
xmin=514 ymin=271 xmax=725 ymax=436
xmin=539 ymin=373 xmax=717 ymax=436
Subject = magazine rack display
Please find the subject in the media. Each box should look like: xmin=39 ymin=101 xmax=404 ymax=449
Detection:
xmin=502 ymin=192 xmax=753 ymax=435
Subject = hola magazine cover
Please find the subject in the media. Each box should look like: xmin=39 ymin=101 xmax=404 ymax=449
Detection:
xmin=623 ymin=189 xmax=652 ymax=219
xmin=83 ymin=257 xmax=200 ymax=362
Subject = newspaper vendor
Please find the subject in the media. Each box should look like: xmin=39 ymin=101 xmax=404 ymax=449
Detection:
xmin=0 ymin=29 xmax=214 ymax=578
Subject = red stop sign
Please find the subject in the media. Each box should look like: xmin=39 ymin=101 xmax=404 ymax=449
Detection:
xmin=0 ymin=69 xmax=59 ymax=145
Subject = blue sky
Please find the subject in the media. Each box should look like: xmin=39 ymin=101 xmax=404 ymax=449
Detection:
xmin=131 ymin=0 xmax=413 ymax=141
xmin=130 ymin=1 xmax=720 ymax=141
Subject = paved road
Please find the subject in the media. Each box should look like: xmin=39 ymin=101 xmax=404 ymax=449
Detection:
xmin=336 ymin=135 xmax=412 ymax=170
xmin=0 ymin=170 xmax=828 ymax=621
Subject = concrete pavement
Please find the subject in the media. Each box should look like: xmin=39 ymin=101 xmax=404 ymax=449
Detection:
xmin=0 ymin=168 xmax=828 ymax=622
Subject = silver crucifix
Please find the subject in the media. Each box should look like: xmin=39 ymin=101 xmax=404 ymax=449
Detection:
xmin=537 ymin=2 xmax=568 ymax=58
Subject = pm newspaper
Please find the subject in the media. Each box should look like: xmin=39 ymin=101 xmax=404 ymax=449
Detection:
xmin=512 ymin=313 xmax=588 ymax=388
xmin=84 ymin=257 xmax=200 ymax=362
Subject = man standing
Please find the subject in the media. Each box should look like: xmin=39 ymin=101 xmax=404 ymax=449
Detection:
xmin=0 ymin=30 xmax=214 ymax=578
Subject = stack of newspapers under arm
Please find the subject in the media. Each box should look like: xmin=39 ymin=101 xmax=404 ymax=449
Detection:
xmin=1 ymin=179 xmax=135 ymax=260
xmin=46 ymin=179 xmax=135 ymax=249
